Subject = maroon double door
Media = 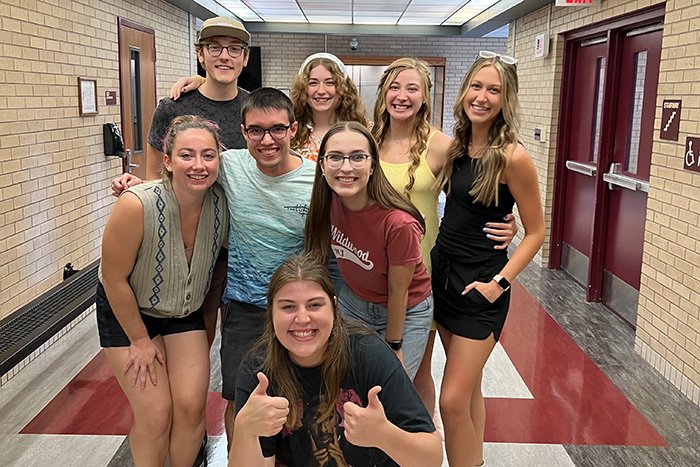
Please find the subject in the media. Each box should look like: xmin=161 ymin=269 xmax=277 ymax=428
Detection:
xmin=552 ymin=9 xmax=664 ymax=327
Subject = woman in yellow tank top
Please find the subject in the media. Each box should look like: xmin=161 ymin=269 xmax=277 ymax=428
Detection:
xmin=371 ymin=58 xmax=516 ymax=436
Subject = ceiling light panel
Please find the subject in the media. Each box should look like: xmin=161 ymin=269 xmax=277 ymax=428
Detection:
xmin=398 ymin=0 xmax=470 ymax=25
xmin=243 ymin=0 xmax=307 ymax=22
xmin=298 ymin=0 xmax=352 ymax=23
xmin=443 ymin=0 xmax=499 ymax=25
xmin=218 ymin=0 xmax=261 ymax=21
xmin=350 ymin=0 xmax=405 ymax=24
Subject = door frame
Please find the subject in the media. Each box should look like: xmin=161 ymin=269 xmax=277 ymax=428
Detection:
xmin=549 ymin=4 xmax=665 ymax=302
xmin=117 ymin=18 xmax=157 ymax=174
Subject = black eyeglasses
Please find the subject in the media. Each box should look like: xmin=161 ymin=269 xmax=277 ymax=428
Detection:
xmin=244 ymin=124 xmax=291 ymax=141
xmin=323 ymin=152 xmax=372 ymax=169
xmin=203 ymin=43 xmax=247 ymax=58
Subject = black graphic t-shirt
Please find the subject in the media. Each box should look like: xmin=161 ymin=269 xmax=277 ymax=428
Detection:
xmin=147 ymin=88 xmax=249 ymax=152
xmin=236 ymin=333 xmax=435 ymax=466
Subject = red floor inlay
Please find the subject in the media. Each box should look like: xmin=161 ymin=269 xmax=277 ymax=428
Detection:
xmin=21 ymin=282 xmax=667 ymax=446
xmin=21 ymin=351 xmax=227 ymax=436
xmin=487 ymin=282 xmax=666 ymax=446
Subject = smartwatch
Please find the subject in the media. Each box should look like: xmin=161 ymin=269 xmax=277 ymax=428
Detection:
xmin=385 ymin=338 xmax=403 ymax=350
xmin=493 ymin=274 xmax=511 ymax=292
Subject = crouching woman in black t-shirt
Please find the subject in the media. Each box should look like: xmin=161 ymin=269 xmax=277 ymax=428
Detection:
xmin=230 ymin=254 xmax=441 ymax=467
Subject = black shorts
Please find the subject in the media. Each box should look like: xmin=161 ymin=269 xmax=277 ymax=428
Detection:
xmin=431 ymin=248 xmax=510 ymax=341
xmin=220 ymin=299 xmax=267 ymax=400
xmin=96 ymin=282 xmax=206 ymax=348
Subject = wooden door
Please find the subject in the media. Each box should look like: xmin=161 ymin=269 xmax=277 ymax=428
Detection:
xmin=118 ymin=19 xmax=156 ymax=179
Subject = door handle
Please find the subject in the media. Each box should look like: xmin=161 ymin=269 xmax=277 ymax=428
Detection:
xmin=602 ymin=163 xmax=649 ymax=192
xmin=565 ymin=160 xmax=597 ymax=176
xmin=126 ymin=149 xmax=140 ymax=174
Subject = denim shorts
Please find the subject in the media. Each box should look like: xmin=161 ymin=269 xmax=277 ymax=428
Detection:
xmin=327 ymin=253 xmax=347 ymax=297
xmin=220 ymin=300 xmax=267 ymax=400
xmin=96 ymin=282 xmax=205 ymax=348
xmin=337 ymin=287 xmax=433 ymax=380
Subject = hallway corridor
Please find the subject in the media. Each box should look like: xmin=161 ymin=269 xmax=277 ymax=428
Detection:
xmin=2 ymin=261 xmax=699 ymax=466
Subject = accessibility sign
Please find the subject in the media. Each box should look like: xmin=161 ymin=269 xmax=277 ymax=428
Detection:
xmin=684 ymin=136 xmax=700 ymax=173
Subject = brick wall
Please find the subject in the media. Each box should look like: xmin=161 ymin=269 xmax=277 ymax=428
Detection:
xmin=510 ymin=0 xmax=700 ymax=405
xmin=252 ymin=33 xmax=507 ymax=134
xmin=0 ymin=0 xmax=193 ymax=319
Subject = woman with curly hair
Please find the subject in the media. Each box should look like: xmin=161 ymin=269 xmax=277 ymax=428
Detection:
xmin=432 ymin=52 xmax=544 ymax=466
xmin=290 ymin=52 xmax=368 ymax=160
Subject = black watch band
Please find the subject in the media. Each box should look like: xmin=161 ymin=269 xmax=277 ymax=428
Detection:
xmin=385 ymin=338 xmax=403 ymax=350
xmin=493 ymin=274 xmax=511 ymax=291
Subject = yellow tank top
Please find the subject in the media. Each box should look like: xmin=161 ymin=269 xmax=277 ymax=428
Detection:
xmin=380 ymin=131 xmax=439 ymax=273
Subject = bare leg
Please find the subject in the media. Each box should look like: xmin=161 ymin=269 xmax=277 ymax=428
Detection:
xmin=472 ymin=371 xmax=486 ymax=466
xmin=439 ymin=328 xmax=496 ymax=467
xmin=225 ymin=400 xmax=236 ymax=449
xmin=103 ymin=338 xmax=172 ymax=467
xmin=413 ymin=329 xmax=437 ymax=415
xmin=163 ymin=330 xmax=210 ymax=467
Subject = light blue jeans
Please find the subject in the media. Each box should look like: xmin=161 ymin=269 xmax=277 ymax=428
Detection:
xmin=338 ymin=286 xmax=433 ymax=380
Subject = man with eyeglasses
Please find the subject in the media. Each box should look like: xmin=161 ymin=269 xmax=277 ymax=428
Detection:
xmin=114 ymin=87 xmax=316 ymax=453
xmin=145 ymin=16 xmax=251 ymax=181
xmin=215 ymin=87 xmax=316 ymax=448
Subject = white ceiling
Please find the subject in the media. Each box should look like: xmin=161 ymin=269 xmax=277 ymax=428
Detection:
xmin=218 ymin=0 xmax=501 ymax=26
xmin=171 ymin=0 xmax=553 ymax=37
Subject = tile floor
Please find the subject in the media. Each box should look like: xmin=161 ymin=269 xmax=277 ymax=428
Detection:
xmin=1 ymin=261 xmax=699 ymax=466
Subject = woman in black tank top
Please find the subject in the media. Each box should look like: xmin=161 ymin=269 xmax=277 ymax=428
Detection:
xmin=432 ymin=52 xmax=545 ymax=467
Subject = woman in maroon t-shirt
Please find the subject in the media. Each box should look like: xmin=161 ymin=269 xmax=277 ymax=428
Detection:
xmin=305 ymin=121 xmax=433 ymax=380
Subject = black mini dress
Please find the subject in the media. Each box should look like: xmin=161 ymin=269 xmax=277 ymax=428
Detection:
xmin=431 ymin=155 xmax=515 ymax=340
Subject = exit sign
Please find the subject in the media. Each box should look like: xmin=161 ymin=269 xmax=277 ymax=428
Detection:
xmin=555 ymin=0 xmax=598 ymax=6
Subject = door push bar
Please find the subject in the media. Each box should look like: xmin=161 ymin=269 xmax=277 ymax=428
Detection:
xmin=565 ymin=160 xmax=597 ymax=177
xmin=602 ymin=163 xmax=649 ymax=193
xmin=126 ymin=149 xmax=140 ymax=174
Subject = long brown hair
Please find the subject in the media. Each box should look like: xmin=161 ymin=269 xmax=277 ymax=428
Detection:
xmin=291 ymin=57 xmax=368 ymax=151
xmin=372 ymin=58 xmax=434 ymax=198
xmin=435 ymin=57 xmax=520 ymax=206
xmin=305 ymin=121 xmax=425 ymax=263
xmin=256 ymin=254 xmax=350 ymax=430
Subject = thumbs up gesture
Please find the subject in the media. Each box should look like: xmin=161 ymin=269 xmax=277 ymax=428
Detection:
xmin=342 ymin=386 xmax=389 ymax=447
xmin=237 ymin=372 xmax=290 ymax=437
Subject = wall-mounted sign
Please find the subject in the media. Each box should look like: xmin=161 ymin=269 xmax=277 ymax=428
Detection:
xmin=105 ymin=91 xmax=117 ymax=106
xmin=660 ymin=99 xmax=681 ymax=141
xmin=78 ymin=77 xmax=97 ymax=116
xmin=555 ymin=0 xmax=598 ymax=6
xmin=684 ymin=136 xmax=700 ymax=173
xmin=535 ymin=33 xmax=549 ymax=58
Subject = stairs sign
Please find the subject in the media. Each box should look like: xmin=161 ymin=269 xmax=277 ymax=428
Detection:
xmin=660 ymin=99 xmax=681 ymax=141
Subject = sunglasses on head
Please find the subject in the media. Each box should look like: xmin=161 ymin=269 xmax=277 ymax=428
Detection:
xmin=479 ymin=50 xmax=518 ymax=65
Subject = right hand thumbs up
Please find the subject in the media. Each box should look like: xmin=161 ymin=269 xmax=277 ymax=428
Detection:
xmin=238 ymin=372 xmax=290 ymax=437
xmin=252 ymin=372 xmax=270 ymax=396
